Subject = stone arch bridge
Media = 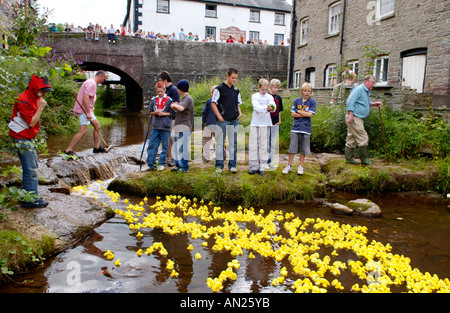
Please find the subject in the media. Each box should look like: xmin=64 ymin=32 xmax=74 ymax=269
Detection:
xmin=48 ymin=33 xmax=289 ymax=111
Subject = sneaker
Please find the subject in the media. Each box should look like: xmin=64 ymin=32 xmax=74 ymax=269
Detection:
xmin=93 ymin=146 xmax=106 ymax=153
xmin=282 ymin=165 xmax=292 ymax=175
xmin=64 ymin=150 xmax=76 ymax=156
xmin=22 ymin=198 xmax=49 ymax=209
xmin=248 ymin=169 xmax=257 ymax=175
xmin=229 ymin=167 xmax=237 ymax=173
xmin=157 ymin=165 xmax=165 ymax=171
xmin=171 ymin=167 xmax=180 ymax=172
xmin=167 ymin=158 xmax=175 ymax=167
xmin=297 ymin=166 xmax=304 ymax=175
xmin=215 ymin=167 xmax=223 ymax=174
xmin=259 ymin=170 xmax=265 ymax=176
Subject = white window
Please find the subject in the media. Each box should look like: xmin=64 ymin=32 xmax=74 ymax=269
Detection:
xmin=274 ymin=34 xmax=284 ymax=45
xmin=374 ymin=56 xmax=389 ymax=84
xmin=275 ymin=13 xmax=285 ymax=25
xmin=299 ymin=18 xmax=308 ymax=45
xmin=329 ymin=2 xmax=341 ymax=35
xmin=250 ymin=10 xmax=260 ymax=23
xmin=294 ymin=71 xmax=301 ymax=89
xmin=249 ymin=31 xmax=259 ymax=43
xmin=205 ymin=26 xmax=216 ymax=41
xmin=347 ymin=60 xmax=359 ymax=82
xmin=377 ymin=0 xmax=395 ymax=19
xmin=157 ymin=0 xmax=169 ymax=13
xmin=205 ymin=4 xmax=217 ymax=18
xmin=325 ymin=64 xmax=338 ymax=87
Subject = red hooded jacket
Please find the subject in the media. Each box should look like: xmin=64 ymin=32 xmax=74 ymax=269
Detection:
xmin=9 ymin=75 xmax=52 ymax=140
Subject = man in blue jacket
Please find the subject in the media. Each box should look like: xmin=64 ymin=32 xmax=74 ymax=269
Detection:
xmin=345 ymin=75 xmax=382 ymax=165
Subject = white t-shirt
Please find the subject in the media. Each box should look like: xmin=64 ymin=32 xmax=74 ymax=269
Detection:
xmin=250 ymin=92 xmax=275 ymax=126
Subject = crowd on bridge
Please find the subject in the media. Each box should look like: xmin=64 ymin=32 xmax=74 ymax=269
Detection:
xmin=49 ymin=23 xmax=289 ymax=46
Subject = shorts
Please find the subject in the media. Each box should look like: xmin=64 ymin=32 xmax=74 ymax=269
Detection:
xmin=288 ymin=132 xmax=311 ymax=155
xmin=76 ymin=112 xmax=97 ymax=126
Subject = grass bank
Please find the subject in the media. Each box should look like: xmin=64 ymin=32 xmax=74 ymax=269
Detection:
xmin=108 ymin=154 xmax=449 ymax=207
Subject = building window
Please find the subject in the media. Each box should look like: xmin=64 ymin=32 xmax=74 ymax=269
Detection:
xmin=274 ymin=34 xmax=284 ymax=45
xmin=205 ymin=26 xmax=216 ymax=41
xmin=377 ymin=0 xmax=395 ymax=19
xmin=325 ymin=64 xmax=338 ymax=87
xmin=250 ymin=10 xmax=260 ymax=23
xmin=157 ymin=0 xmax=169 ymax=13
xmin=347 ymin=60 xmax=359 ymax=82
xmin=249 ymin=31 xmax=259 ymax=44
xmin=374 ymin=56 xmax=389 ymax=84
xmin=294 ymin=71 xmax=301 ymax=89
xmin=205 ymin=4 xmax=217 ymax=18
xmin=275 ymin=13 xmax=285 ymax=25
xmin=299 ymin=18 xmax=308 ymax=45
xmin=328 ymin=2 xmax=341 ymax=35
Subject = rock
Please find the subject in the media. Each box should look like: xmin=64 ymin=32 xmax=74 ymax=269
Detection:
xmin=348 ymin=198 xmax=381 ymax=218
xmin=331 ymin=203 xmax=354 ymax=215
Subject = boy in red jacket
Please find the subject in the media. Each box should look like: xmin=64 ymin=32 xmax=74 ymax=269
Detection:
xmin=9 ymin=75 xmax=53 ymax=208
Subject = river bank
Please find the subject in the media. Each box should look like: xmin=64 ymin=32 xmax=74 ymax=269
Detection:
xmin=0 ymin=143 xmax=448 ymax=284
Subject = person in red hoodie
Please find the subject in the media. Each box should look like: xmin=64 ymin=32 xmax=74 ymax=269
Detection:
xmin=9 ymin=74 xmax=53 ymax=208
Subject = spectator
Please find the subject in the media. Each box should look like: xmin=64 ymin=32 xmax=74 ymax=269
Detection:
xmin=178 ymin=28 xmax=186 ymax=41
xmin=107 ymin=24 xmax=116 ymax=43
xmin=49 ymin=23 xmax=58 ymax=32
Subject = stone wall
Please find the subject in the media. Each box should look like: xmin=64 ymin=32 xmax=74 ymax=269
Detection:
xmin=291 ymin=0 xmax=449 ymax=96
xmin=279 ymin=86 xmax=450 ymax=121
xmin=48 ymin=33 xmax=289 ymax=109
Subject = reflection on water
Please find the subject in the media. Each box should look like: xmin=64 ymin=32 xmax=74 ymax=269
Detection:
xmin=1 ymin=185 xmax=449 ymax=293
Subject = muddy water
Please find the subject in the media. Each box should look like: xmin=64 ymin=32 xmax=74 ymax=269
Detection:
xmin=1 ymin=188 xmax=448 ymax=293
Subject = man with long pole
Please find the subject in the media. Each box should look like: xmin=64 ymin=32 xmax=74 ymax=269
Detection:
xmin=64 ymin=70 xmax=107 ymax=156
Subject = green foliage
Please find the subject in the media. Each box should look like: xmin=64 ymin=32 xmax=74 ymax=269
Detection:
xmin=0 ymin=230 xmax=53 ymax=277
xmin=96 ymin=85 xmax=126 ymax=111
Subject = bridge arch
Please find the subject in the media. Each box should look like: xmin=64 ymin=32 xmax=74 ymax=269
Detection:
xmin=80 ymin=61 xmax=143 ymax=111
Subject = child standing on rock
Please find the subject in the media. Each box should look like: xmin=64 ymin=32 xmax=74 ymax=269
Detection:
xmin=282 ymin=83 xmax=316 ymax=176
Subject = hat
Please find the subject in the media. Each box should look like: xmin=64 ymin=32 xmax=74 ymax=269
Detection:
xmin=40 ymin=87 xmax=54 ymax=93
xmin=176 ymin=79 xmax=189 ymax=92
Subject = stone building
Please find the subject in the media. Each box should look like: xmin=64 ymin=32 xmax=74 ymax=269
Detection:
xmin=124 ymin=0 xmax=291 ymax=45
xmin=288 ymin=0 xmax=449 ymax=104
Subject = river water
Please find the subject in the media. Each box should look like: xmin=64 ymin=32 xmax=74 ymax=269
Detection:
xmin=1 ymin=113 xmax=449 ymax=293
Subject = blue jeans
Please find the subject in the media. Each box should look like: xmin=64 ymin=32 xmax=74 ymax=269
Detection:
xmin=14 ymin=138 xmax=39 ymax=196
xmin=172 ymin=131 xmax=191 ymax=170
xmin=146 ymin=129 xmax=170 ymax=168
xmin=215 ymin=119 xmax=239 ymax=169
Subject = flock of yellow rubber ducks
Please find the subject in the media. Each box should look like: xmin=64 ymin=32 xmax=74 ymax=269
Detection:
xmin=73 ymin=182 xmax=450 ymax=293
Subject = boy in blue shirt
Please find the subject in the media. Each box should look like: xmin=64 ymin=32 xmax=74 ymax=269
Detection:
xmin=282 ymin=83 xmax=316 ymax=175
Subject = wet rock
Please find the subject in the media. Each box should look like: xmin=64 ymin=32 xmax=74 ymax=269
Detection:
xmin=331 ymin=203 xmax=354 ymax=215
xmin=348 ymin=198 xmax=381 ymax=218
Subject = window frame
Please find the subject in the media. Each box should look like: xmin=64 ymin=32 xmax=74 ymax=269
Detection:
xmin=205 ymin=4 xmax=217 ymax=18
xmin=274 ymin=33 xmax=284 ymax=45
xmin=328 ymin=2 xmax=341 ymax=36
xmin=205 ymin=26 xmax=216 ymax=41
xmin=157 ymin=0 xmax=170 ymax=14
xmin=250 ymin=10 xmax=261 ymax=23
xmin=299 ymin=17 xmax=308 ymax=45
xmin=294 ymin=71 xmax=301 ymax=89
xmin=249 ymin=31 xmax=260 ymax=43
xmin=374 ymin=56 xmax=389 ymax=85
xmin=325 ymin=64 xmax=338 ymax=87
xmin=376 ymin=0 xmax=395 ymax=20
xmin=275 ymin=12 xmax=285 ymax=26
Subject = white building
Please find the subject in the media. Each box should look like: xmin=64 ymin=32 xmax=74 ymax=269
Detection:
xmin=124 ymin=0 xmax=292 ymax=45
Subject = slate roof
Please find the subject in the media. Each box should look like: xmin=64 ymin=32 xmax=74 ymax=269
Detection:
xmin=188 ymin=0 xmax=292 ymax=13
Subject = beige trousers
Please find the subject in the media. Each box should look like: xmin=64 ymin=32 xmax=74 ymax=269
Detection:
xmin=345 ymin=114 xmax=369 ymax=148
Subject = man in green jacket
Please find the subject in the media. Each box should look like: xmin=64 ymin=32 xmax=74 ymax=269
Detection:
xmin=345 ymin=75 xmax=382 ymax=165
